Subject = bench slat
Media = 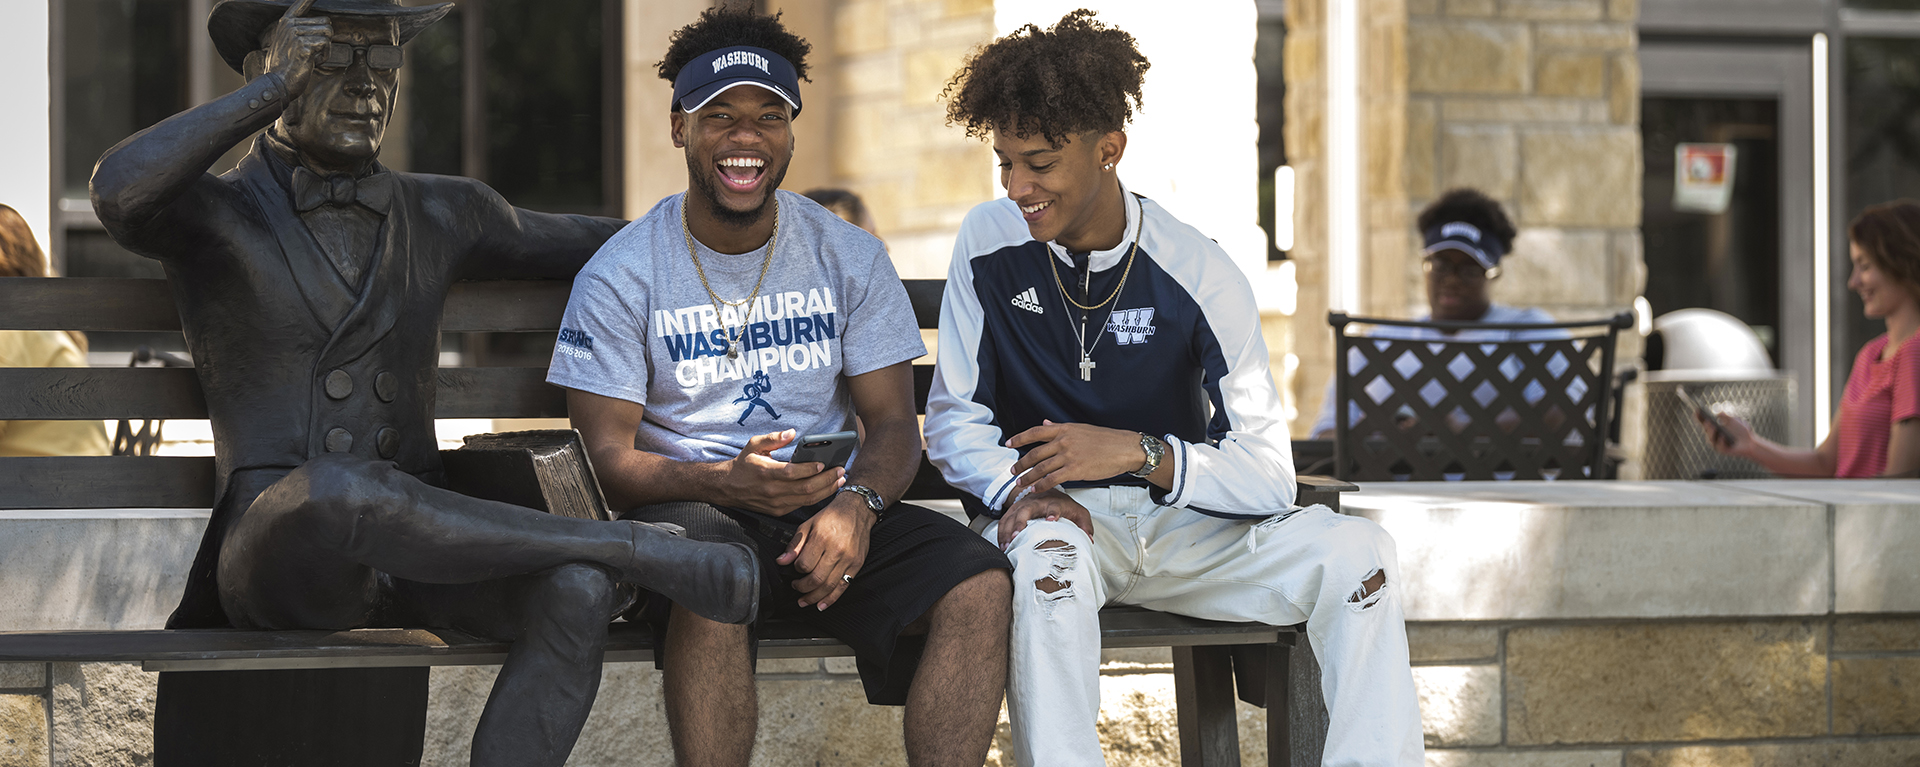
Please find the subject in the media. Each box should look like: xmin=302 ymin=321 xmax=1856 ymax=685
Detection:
xmin=0 ymin=611 xmax=1287 ymax=672
xmin=0 ymin=456 xmax=217 ymax=508
xmin=0 ymin=367 xmax=207 ymax=419
xmin=0 ymin=278 xmax=946 ymax=333
xmin=0 ymin=367 xmax=563 ymax=420
xmin=0 ymin=278 xmax=181 ymax=331
xmin=0 ymin=278 xmax=568 ymax=333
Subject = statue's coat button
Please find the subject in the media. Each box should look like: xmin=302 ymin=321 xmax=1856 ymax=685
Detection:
xmin=376 ymin=427 xmax=400 ymax=458
xmin=262 ymin=89 xmax=278 ymax=101
xmin=325 ymin=428 xmax=353 ymax=453
xmin=325 ymin=369 xmax=353 ymax=399
xmin=248 ymin=99 xmax=261 ymax=109
xmin=375 ymin=371 xmax=399 ymax=402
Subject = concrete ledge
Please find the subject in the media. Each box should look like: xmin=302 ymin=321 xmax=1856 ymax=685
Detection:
xmin=1344 ymin=481 xmax=1831 ymax=621
xmin=0 ymin=509 xmax=207 ymax=631
xmin=1719 ymin=480 xmax=1920 ymax=614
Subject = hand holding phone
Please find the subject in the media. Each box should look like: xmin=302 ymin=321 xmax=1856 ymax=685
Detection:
xmin=1676 ymin=386 xmax=1736 ymax=448
xmin=790 ymin=430 xmax=858 ymax=471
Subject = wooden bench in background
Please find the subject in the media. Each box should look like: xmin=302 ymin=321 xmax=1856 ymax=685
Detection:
xmin=0 ymin=275 xmax=1352 ymax=767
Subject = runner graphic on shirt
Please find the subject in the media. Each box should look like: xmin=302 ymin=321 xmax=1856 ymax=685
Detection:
xmin=733 ymin=369 xmax=781 ymax=424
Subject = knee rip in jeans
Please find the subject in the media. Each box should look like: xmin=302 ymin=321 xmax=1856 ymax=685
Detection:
xmin=1031 ymin=539 xmax=1078 ymax=618
xmin=1347 ymin=569 xmax=1388 ymax=611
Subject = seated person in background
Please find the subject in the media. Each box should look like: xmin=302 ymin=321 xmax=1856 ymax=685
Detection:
xmin=551 ymin=8 xmax=1011 ymax=766
xmin=802 ymin=187 xmax=879 ymax=237
xmin=1310 ymin=187 xmax=1558 ymax=439
xmin=0 ymin=203 xmax=109 ymax=457
xmin=926 ymin=11 xmax=1423 ymax=766
xmin=1700 ymin=199 xmax=1920 ymax=478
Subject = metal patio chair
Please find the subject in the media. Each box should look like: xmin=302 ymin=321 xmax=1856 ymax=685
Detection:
xmin=1327 ymin=312 xmax=1633 ymax=482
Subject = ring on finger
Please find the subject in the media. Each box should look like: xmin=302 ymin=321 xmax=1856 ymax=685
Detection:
xmin=841 ymin=574 xmax=853 ymax=584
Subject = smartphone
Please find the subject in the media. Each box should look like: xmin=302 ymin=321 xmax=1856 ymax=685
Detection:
xmin=790 ymin=430 xmax=858 ymax=470
xmin=1675 ymin=386 xmax=1735 ymax=445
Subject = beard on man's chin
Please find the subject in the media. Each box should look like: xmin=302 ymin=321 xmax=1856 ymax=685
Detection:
xmin=687 ymin=154 xmax=787 ymax=229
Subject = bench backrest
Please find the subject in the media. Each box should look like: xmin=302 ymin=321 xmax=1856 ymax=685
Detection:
xmin=0 ymin=277 xmax=957 ymax=508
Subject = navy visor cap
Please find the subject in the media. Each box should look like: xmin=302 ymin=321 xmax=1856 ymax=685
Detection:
xmin=672 ymin=46 xmax=803 ymax=118
xmin=1421 ymin=221 xmax=1506 ymax=270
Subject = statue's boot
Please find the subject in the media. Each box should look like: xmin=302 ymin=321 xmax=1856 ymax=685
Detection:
xmin=621 ymin=521 xmax=761 ymax=625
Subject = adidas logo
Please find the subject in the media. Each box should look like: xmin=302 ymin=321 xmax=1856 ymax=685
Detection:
xmin=1010 ymin=287 xmax=1045 ymax=314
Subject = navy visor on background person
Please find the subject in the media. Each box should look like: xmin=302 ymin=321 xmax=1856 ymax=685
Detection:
xmin=1421 ymin=221 xmax=1506 ymax=270
xmin=672 ymin=45 xmax=803 ymax=118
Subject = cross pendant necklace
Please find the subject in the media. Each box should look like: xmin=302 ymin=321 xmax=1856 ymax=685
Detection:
xmin=1077 ymin=311 xmax=1097 ymax=381
xmin=1049 ymin=194 xmax=1142 ymax=384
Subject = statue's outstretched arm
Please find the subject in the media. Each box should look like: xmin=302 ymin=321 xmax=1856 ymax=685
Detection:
xmin=454 ymin=186 xmax=627 ymax=281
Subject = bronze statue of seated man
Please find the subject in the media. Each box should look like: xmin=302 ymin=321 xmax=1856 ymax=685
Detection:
xmin=88 ymin=1 xmax=757 ymax=764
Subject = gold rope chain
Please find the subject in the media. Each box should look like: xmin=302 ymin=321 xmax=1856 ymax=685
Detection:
xmin=1047 ymin=204 xmax=1142 ymax=312
xmin=682 ymin=196 xmax=778 ymax=311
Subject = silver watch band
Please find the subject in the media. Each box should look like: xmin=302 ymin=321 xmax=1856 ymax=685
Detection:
xmin=1130 ymin=433 xmax=1165 ymax=478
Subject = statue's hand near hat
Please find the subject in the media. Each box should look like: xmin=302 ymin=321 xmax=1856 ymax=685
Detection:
xmin=252 ymin=0 xmax=335 ymax=99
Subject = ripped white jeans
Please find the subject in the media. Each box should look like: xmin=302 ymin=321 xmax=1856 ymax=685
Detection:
xmin=985 ymin=485 xmax=1424 ymax=767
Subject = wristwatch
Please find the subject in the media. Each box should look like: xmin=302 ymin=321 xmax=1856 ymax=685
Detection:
xmin=838 ymin=484 xmax=887 ymax=518
xmin=1129 ymin=433 xmax=1166 ymax=479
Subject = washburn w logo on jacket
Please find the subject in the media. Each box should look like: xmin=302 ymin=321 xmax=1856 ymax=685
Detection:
xmin=925 ymin=190 xmax=1298 ymax=521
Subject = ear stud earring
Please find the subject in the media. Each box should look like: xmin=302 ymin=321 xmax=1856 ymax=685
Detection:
xmin=1103 ymin=163 xmax=1114 ymax=171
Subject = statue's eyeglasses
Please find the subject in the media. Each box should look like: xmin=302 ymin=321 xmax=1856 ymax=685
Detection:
xmin=318 ymin=43 xmax=403 ymax=72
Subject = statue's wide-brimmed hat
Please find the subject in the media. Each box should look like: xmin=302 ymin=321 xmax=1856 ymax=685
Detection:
xmin=208 ymin=0 xmax=454 ymax=74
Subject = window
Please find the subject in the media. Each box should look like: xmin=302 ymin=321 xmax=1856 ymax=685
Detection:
xmin=1843 ymin=36 xmax=1920 ymax=389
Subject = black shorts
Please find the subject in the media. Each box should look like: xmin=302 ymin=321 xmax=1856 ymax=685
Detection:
xmin=623 ymin=499 xmax=1009 ymax=705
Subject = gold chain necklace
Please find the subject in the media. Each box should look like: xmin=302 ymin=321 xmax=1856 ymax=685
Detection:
xmin=682 ymin=196 xmax=778 ymax=360
xmin=1048 ymin=199 xmax=1142 ymax=381
xmin=1048 ymin=202 xmax=1140 ymax=311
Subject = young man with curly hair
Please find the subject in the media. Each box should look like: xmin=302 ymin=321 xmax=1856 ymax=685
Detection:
xmin=549 ymin=8 xmax=1011 ymax=766
xmin=926 ymin=11 xmax=1425 ymax=766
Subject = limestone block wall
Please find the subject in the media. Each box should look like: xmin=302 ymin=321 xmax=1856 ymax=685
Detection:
xmin=1352 ymin=479 xmax=1920 ymax=767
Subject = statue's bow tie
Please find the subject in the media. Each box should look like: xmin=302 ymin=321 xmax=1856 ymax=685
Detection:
xmin=293 ymin=167 xmax=395 ymax=214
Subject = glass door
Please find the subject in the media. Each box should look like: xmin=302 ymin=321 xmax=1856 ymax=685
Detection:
xmin=1640 ymin=41 xmax=1817 ymax=446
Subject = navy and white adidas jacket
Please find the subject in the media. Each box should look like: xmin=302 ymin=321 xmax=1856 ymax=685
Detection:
xmin=924 ymin=189 xmax=1296 ymax=520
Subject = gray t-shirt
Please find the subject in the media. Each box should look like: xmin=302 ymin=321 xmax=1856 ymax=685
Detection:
xmin=548 ymin=190 xmax=925 ymax=463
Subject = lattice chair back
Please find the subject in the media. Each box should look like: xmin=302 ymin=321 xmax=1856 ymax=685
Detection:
xmin=1328 ymin=312 xmax=1634 ymax=482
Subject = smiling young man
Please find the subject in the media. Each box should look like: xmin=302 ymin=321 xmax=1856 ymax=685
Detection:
xmin=547 ymin=8 xmax=1011 ymax=767
xmin=926 ymin=11 xmax=1424 ymax=766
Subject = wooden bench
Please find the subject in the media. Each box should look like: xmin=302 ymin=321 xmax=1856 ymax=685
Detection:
xmin=0 ymin=275 xmax=1351 ymax=766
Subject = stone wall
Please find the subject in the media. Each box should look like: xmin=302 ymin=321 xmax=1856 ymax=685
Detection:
xmin=1409 ymin=616 xmax=1920 ymax=766
xmin=1351 ymin=479 xmax=1920 ymax=767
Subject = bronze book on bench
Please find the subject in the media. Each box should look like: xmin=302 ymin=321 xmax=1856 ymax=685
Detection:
xmin=440 ymin=429 xmax=613 ymax=521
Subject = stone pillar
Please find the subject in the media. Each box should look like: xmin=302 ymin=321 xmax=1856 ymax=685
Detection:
xmin=1286 ymin=0 xmax=1411 ymax=437
xmin=623 ymin=0 xmax=718 ymax=219
xmin=826 ymin=0 xmax=998 ymax=278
